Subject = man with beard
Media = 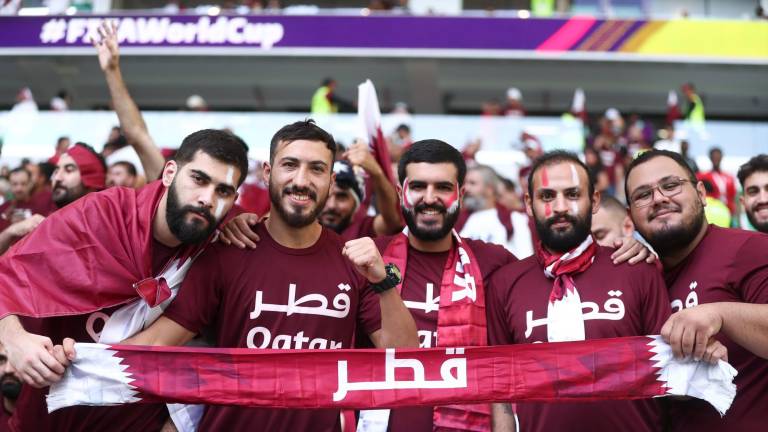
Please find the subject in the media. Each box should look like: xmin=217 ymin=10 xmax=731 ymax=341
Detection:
xmin=106 ymin=120 xmax=418 ymax=431
xmin=487 ymin=151 xmax=679 ymax=432
xmin=50 ymin=143 xmax=107 ymax=208
xmin=318 ymin=141 xmax=402 ymax=241
xmin=0 ymin=168 xmax=47 ymax=255
xmin=737 ymin=154 xmax=768 ymax=233
xmin=0 ymin=344 xmax=22 ymax=431
xmin=355 ymin=140 xmax=517 ymax=432
xmin=0 ymin=129 xmax=248 ymax=431
xmin=455 ymin=164 xmax=516 ymax=249
xmin=625 ymin=149 xmax=768 ymax=432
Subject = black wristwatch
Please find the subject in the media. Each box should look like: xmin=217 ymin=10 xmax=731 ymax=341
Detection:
xmin=370 ymin=263 xmax=401 ymax=294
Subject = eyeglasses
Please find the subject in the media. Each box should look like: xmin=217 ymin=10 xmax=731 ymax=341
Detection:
xmin=630 ymin=177 xmax=691 ymax=208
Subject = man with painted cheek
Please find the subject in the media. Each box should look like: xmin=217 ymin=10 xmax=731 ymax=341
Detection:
xmin=0 ymin=129 xmax=249 ymax=432
xmin=355 ymin=139 xmax=517 ymax=432
xmin=625 ymin=149 xmax=768 ymax=432
xmin=486 ymin=151 xmax=707 ymax=432
xmin=737 ymin=154 xmax=768 ymax=233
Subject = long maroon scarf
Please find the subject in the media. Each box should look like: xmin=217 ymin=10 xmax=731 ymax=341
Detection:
xmin=383 ymin=230 xmax=490 ymax=431
xmin=48 ymin=336 xmax=737 ymax=418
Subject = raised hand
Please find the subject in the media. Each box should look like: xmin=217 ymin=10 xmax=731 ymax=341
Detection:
xmin=94 ymin=20 xmax=120 ymax=72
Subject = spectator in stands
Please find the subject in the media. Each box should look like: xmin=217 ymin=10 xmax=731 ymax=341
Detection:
xmin=481 ymin=99 xmax=503 ymax=116
xmin=49 ymin=90 xmax=70 ymax=111
xmin=680 ymin=140 xmax=699 ymax=173
xmin=682 ymin=82 xmax=705 ymax=124
xmin=738 ymin=154 xmax=768 ymax=233
xmin=49 ymin=136 xmax=70 ymax=165
xmin=107 ymin=161 xmax=138 ymax=188
xmin=186 ymin=94 xmax=208 ymax=112
xmin=311 ymin=78 xmax=354 ymax=114
xmin=698 ymin=147 xmax=736 ymax=214
xmin=504 ymin=87 xmax=525 ymax=117
xmin=584 ymin=146 xmax=611 ymax=193
xmin=388 ymin=124 xmax=412 ymax=163
xmin=701 ymin=179 xmax=732 ymax=228
xmin=0 ymin=168 xmax=47 ymax=255
xmin=51 ymin=143 xmax=107 ymax=208
xmin=591 ymin=194 xmax=635 ymax=248
xmin=497 ymin=176 xmax=524 ymax=212
xmin=457 ymin=164 xmax=514 ymax=248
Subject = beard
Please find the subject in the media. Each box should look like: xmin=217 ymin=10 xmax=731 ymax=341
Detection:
xmin=403 ymin=201 xmax=460 ymax=241
xmin=746 ymin=204 xmax=768 ymax=234
xmin=52 ymin=182 xmax=87 ymax=208
xmin=318 ymin=208 xmax=354 ymax=233
xmin=640 ymin=200 xmax=706 ymax=256
xmin=462 ymin=195 xmax=486 ymax=212
xmin=0 ymin=375 xmax=21 ymax=401
xmin=165 ymin=180 xmax=218 ymax=244
xmin=269 ymin=181 xmax=327 ymax=228
xmin=534 ymin=209 xmax=593 ymax=254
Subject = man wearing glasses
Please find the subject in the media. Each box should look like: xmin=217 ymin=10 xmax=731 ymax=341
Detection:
xmin=625 ymin=149 xmax=768 ymax=432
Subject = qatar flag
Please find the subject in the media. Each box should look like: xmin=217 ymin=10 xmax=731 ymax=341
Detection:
xmin=358 ymin=79 xmax=395 ymax=185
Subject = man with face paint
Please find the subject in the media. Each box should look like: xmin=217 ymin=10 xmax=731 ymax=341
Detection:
xmin=106 ymin=120 xmax=417 ymax=432
xmin=737 ymin=154 xmax=768 ymax=233
xmin=487 ymin=151 xmax=685 ymax=432
xmin=0 ymin=129 xmax=249 ymax=432
xmin=626 ymin=149 xmax=768 ymax=432
xmin=353 ymin=140 xmax=517 ymax=432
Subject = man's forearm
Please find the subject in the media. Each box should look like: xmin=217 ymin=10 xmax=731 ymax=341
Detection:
xmin=0 ymin=315 xmax=24 ymax=343
xmin=492 ymin=403 xmax=516 ymax=432
xmin=717 ymin=302 xmax=768 ymax=359
xmin=104 ymin=68 xmax=165 ymax=180
xmin=369 ymin=168 xmax=403 ymax=236
xmin=376 ymin=289 xmax=418 ymax=348
xmin=0 ymin=230 xmax=16 ymax=255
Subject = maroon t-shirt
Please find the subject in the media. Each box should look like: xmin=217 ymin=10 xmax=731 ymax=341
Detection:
xmin=341 ymin=213 xmax=376 ymax=241
xmin=373 ymin=236 xmax=517 ymax=432
xmin=663 ymin=225 xmax=768 ymax=432
xmin=164 ymin=224 xmax=381 ymax=432
xmin=486 ymin=246 xmax=671 ymax=432
xmin=10 ymin=239 xmax=177 ymax=432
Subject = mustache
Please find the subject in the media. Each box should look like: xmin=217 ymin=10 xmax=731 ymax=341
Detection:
xmin=183 ymin=205 xmax=215 ymax=223
xmin=543 ymin=213 xmax=578 ymax=228
xmin=648 ymin=203 xmax=681 ymax=221
xmin=413 ymin=203 xmax=447 ymax=214
xmin=283 ymin=186 xmax=317 ymax=201
xmin=751 ymin=202 xmax=768 ymax=212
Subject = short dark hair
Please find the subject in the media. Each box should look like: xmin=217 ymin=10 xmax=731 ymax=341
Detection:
xmin=624 ymin=149 xmax=698 ymax=201
xmin=174 ymin=129 xmax=250 ymax=187
xmin=9 ymin=166 xmax=31 ymax=180
xmin=398 ymin=139 xmax=466 ymax=187
xmin=737 ymin=154 xmax=768 ymax=188
xmin=269 ymin=119 xmax=337 ymax=165
xmin=110 ymin=161 xmax=137 ymax=177
xmin=527 ymin=150 xmax=594 ymax=198
xmin=709 ymin=146 xmax=722 ymax=158
xmin=38 ymin=162 xmax=55 ymax=181
xmin=599 ymin=194 xmax=627 ymax=216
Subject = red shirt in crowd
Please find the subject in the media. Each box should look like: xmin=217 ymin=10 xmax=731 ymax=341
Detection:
xmin=486 ymin=246 xmax=671 ymax=432
xmin=372 ymin=236 xmax=516 ymax=432
xmin=164 ymin=224 xmax=381 ymax=431
xmin=697 ymin=171 xmax=737 ymax=214
xmin=663 ymin=225 xmax=768 ymax=432
xmin=9 ymin=239 xmax=177 ymax=432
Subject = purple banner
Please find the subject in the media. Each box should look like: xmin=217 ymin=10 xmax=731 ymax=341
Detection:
xmin=0 ymin=14 xmax=568 ymax=52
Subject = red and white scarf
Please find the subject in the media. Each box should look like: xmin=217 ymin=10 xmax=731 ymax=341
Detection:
xmin=47 ymin=336 xmax=737 ymax=418
xmin=535 ymin=236 xmax=597 ymax=342
xmin=361 ymin=229 xmax=490 ymax=431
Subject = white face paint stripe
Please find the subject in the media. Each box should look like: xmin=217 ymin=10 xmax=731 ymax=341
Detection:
xmin=225 ymin=167 xmax=235 ymax=187
xmin=570 ymin=164 xmax=580 ymax=214
xmin=214 ymin=199 xmax=226 ymax=220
